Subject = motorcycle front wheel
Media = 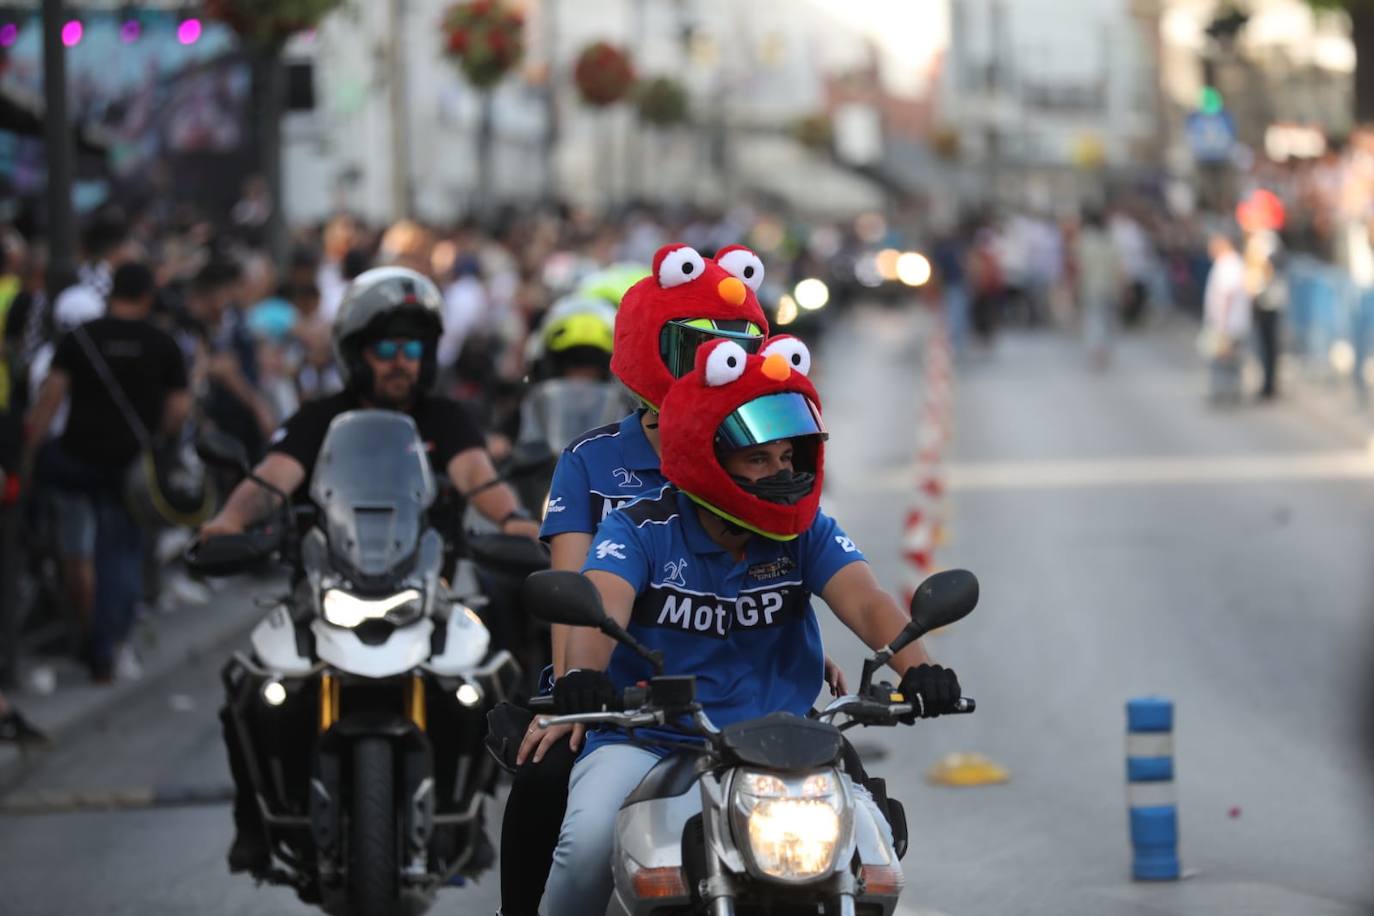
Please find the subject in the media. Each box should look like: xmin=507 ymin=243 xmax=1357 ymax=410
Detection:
xmin=348 ymin=738 xmax=398 ymax=916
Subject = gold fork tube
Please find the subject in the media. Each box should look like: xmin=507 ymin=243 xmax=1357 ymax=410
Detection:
xmin=319 ymin=672 xmax=339 ymax=734
xmin=407 ymin=674 xmax=427 ymax=731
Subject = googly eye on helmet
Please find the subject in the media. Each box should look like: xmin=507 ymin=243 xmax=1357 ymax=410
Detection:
xmin=658 ymin=336 xmax=826 ymax=540
xmin=612 ymin=244 xmax=771 ymax=410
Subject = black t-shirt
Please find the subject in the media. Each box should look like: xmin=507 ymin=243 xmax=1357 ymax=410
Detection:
xmin=52 ymin=317 xmax=188 ymax=468
xmin=268 ymin=390 xmax=487 ymax=484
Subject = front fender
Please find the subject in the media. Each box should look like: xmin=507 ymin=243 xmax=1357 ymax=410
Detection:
xmin=311 ymin=618 xmax=434 ymax=678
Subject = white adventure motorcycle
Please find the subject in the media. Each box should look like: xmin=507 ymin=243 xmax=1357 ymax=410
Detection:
xmin=190 ymin=411 xmax=546 ymax=916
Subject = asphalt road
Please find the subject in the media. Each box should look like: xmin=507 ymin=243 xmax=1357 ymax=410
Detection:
xmin=2 ymin=306 xmax=1372 ymax=916
xmin=815 ymin=307 xmax=1374 ymax=916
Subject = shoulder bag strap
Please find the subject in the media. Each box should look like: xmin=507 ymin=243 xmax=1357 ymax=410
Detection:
xmin=69 ymin=321 xmax=155 ymax=452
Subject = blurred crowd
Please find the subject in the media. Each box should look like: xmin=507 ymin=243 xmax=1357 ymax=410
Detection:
xmin=0 ymin=171 xmax=1312 ymax=730
xmin=0 ymin=197 xmax=847 ymax=704
xmin=925 ymin=200 xmax=1192 ymax=357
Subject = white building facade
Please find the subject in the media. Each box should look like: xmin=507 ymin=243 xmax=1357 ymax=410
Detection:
xmin=281 ymin=0 xmax=887 ymax=226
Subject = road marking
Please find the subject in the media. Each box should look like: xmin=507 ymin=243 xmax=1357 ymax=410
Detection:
xmin=865 ymin=450 xmax=1374 ymax=492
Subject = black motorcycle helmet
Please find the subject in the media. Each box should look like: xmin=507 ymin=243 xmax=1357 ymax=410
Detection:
xmin=331 ymin=267 xmax=445 ymax=395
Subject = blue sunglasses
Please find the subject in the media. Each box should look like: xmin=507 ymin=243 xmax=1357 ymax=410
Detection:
xmin=369 ymin=339 xmax=425 ymax=361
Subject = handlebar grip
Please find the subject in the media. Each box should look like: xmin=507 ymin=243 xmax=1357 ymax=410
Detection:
xmin=951 ymin=696 xmax=976 ymax=714
xmin=527 ymin=695 xmax=555 ymax=711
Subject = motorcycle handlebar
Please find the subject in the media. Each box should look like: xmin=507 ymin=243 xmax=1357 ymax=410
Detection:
xmin=532 ymin=691 xmax=974 ymax=732
xmin=889 ymin=696 xmax=977 ymax=717
xmin=535 ymin=710 xmax=664 ymax=729
xmin=818 ymin=693 xmax=977 ymax=722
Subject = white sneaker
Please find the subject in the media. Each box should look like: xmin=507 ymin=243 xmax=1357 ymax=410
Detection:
xmin=167 ymin=573 xmax=212 ymax=606
xmin=113 ymin=645 xmax=144 ymax=681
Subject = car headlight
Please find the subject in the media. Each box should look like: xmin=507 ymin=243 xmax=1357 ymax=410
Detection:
xmin=731 ymin=768 xmax=850 ymax=883
xmin=321 ymin=588 xmax=423 ymax=629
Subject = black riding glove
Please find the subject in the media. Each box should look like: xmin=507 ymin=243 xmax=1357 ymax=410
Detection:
xmin=553 ymin=669 xmax=619 ymax=715
xmin=897 ymin=664 xmax=961 ymax=721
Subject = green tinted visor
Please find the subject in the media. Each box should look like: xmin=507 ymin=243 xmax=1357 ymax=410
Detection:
xmin=715 ymin=392 xmax=827 ymax=451
xmin=659 ymin=318 xmax=764 ymax=378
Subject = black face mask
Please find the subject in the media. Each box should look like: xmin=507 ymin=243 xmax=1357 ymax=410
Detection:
xmin=730 ymin=468 xmax=816 ymax=506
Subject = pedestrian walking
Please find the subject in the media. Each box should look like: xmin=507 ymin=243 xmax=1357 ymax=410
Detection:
xmin=1201 ymin=232 xmax=1252 ymax=405
xmin=1075 ymin=209 xmax=1123 ymax=370
xmin=22 ymin=263 xmax=193 ymax=683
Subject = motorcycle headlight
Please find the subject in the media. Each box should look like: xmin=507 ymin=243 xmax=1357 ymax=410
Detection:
xmin=730 ymin=768 xmax=850 ymax=883
xmin=321 ymin=588 xmax=423 ymax=629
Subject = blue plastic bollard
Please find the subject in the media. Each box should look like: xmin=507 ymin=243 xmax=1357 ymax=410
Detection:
xmin=1126 ymin=697 xmax=1180 ymax=881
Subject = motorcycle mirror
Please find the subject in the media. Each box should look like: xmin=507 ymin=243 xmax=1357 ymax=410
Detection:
xmin=468 ymin=534 xmax=551 ymax=580
xmin=897 ymin=569 xmax=979 ymax=651
xmin=519 ymin=570 xmax=666 ymax=674
xmin=520 ymin=570 xmax=609 ymax=629
xmin=196 ymin=429 xmax=251 ymax=473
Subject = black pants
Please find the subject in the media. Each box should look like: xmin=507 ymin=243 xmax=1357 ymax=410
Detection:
xmin=221 ymin=704 xmax=261 ymax=837
xmin=499 ymin=736 xmax=577 ymax=916
xmin=1255 ymin=308 xmax=1280 ymax=397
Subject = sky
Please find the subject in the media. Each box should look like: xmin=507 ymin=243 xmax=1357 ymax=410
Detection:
xmin=809 ymin=0 xmax=950 ymax=95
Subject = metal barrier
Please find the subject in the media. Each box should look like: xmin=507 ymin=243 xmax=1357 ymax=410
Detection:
xmin=1284 ymin=256 xmax=1374 ymax=403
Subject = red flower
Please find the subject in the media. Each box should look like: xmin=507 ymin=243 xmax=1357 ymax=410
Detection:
xmin=448 ymin=28 xmax=469 ymax=53
xmin=488 ymin=28 xmax=508 ymax=51
xmin=470 ymin=0 xmax=491 ymax=16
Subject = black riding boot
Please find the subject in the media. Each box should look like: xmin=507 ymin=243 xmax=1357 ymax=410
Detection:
xmin=220 ymin=705 xmax=270 ymax=874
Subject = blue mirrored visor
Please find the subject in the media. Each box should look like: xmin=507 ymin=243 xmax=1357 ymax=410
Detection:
xmin=370 ymin=338 xmax=425 ymax=361
xmin=715 ymin=392 xmax=827 ymax=450
xmin=659 ymin=320 xmax=764 ymax=378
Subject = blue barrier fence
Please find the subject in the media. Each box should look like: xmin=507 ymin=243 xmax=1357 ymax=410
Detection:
xmin=1285 ymin=256 xmax=1374 ymax=402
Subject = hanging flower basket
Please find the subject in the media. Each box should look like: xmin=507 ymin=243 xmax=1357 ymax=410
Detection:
xmin=204 ymin=0 xmax=342 ymax=47
xmin=574 ymin=41 xmax=635 ymax=108
xmin=635 ymin=76 xmax=689 ymax=128
xmin=793 ymin=114 xmax=833 ymax=152
xmin=441 ymin=0 xmax=526 ymax=90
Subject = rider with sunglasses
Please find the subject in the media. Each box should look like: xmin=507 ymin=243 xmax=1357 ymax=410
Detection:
xmin=201 ymin=267 xmax=539 ymax=873
xmin=201 ymin=266 xmax=538 ymax=545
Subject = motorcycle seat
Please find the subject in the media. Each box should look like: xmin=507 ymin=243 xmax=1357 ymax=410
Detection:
xmin=621 ymin=752 xmax=703 ymax=808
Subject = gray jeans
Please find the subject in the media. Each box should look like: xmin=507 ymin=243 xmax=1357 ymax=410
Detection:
xmin=540 ymin=743 xmax=893 ymax=916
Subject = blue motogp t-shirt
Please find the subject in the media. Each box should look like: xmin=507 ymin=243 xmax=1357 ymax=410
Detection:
xmin=580 ymin=489 xmax=866 ymax=757
xmin=539 ymin=410 xmax=669 ymax=539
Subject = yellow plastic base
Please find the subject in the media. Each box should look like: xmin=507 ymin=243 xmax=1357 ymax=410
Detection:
xmin=924 ymin=752 xmax=1011 ymax=787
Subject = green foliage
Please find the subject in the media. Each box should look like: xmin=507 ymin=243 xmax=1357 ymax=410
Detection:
xmin=792 ymin=114 xmax=833 ymax=152
xmin=635 ymin=77 xmax=689 ymax=127
xmin=204 ymin=0 xmax=343 ymax=47
xmin=1305 ymin=0 xmax=1374 ymax=10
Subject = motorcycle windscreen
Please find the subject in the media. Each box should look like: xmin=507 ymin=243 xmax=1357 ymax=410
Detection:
xmin=518 ymin=379 xmax=634 ymax=454
xmin=309 ymin=410 xmax=437 ymax=581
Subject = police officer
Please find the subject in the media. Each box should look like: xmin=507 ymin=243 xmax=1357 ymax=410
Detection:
xmin=542 ymin=337 xmax=964 ymax=914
